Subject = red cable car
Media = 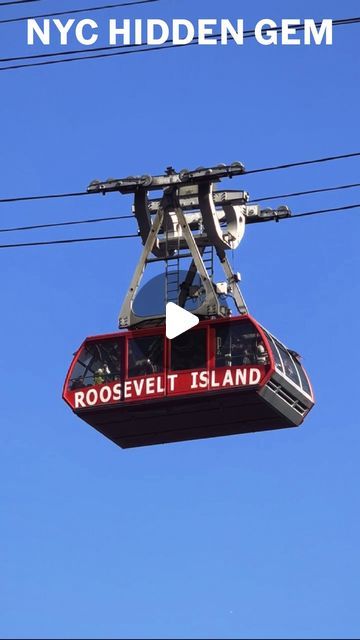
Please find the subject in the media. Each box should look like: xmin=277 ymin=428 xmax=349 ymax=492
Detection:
xmin=64 ymin=164 xmax=315 ymax=448
xmin=63 ymin=315 xmax=314 ymax=449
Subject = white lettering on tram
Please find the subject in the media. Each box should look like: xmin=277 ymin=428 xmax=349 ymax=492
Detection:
xmin=133 ymin=378 xmax=144 ymax=396
xmin=199 ymin=371 xmax=208 ymax=388
xmin=249 ymin=368 xmax=261 ymax=385
xmin=72 ymin=368 xmax=262 ymax=409
xmin=113 ymin=383 xmax=122 ymax=401
xmin=167 ymin=374 xmax=178 ymax=392
xmin=210 ymin=371 xmax=220 ymax=387
xmin=191 ymin=372 xmax=198 ymax=389
xmin=99 ymin=386 xmax=112 ymax=403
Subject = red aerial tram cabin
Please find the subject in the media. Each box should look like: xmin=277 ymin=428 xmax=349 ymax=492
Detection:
xmin=63 ymin=315 xmax=314 ymax=449
xmin=64 ymin=163 xmax=315 ymax=448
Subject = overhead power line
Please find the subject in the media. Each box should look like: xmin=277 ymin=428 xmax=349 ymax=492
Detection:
xmin=1 ymin=152 xmax=359 ymax=205
xmin=0 ymin=17 xmax=359 ymax=72
xmin=0 ymin=0 xmax=159 ymax=25
xmin=0 ymin=203 xmax=359 ymax=249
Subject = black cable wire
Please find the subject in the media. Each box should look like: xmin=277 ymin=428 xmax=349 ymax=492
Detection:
xmin=0 ymin=213 xmax=133 ymax=233
xmin=245 ymin=153 xmax=360 ymax=176
xmin=0 ymin=204 xmax=359 ymax=249
xmin=0 ymin=0 xmax=159 ymax=25
xmin=0 ymin=190 xmax=89 ymax=204
xmin=0 ymin=0 xmax=40 ymax=6
xmin=0 ymin=17 xmax=359 ymax=71
xmin=250 ymin=182 xmax=360 ymax=203
xmin=1 ymin=183 xmax=360 ymax=236
xmin=0 ymin=232 xmax=138 ymax=249
xmin=292 ymin=203 xmax=360 ymax=219
xmin=1 ymin=152 xmax=359 ymax=205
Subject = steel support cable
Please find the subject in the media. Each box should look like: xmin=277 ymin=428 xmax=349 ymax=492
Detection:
xmin=0 ymin=232 xmax=138 ymax=248
xmin=1 ymin=184 xmax=360 ymax=235
xmin=0 ymin=0 xmax=40 ymax=6
xmin=0 ymin=0 xmax=159 ymax=25
xmin=0 ymin=190 xmax=89 ymax=204
xmin=245 ymin=154 xmax=360 ymax=175
xmin=0 ymin=203 xmax=360 ymax=249
xmin=250 ymin=182 xmax=360 ymax=203
xmin=292 ymin=203 xmax=360 ymax=219
xmin=1 ymin=154 xmax=360 ymax=205
xmin=0 ymin=213 xmax=133 ymax=233
xmin=0 ymin=17 xmax=359 ymax=71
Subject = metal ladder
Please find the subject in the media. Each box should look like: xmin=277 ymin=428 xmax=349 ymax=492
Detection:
xmin=202 ymin=246 xmax=214 ymax=282
xmin=165 ymin=255 xmax=180 ymax=305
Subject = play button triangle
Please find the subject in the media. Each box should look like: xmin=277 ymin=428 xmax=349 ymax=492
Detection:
xmin=166 ymin=303 xmax=200 ymax=340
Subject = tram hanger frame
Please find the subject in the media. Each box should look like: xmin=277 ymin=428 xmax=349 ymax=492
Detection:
xmin=87 ymin=163 xmax=292 ymax=329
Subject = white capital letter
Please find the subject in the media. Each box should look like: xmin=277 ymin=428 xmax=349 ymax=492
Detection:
xmin=134 ymin=19 xmax=142 ymax=45
xmin=282 ymin=19 xmax=301 ymax=45
xmin=255 ymin=19 xmax=278 ymax=45
xmin=304 ymin=19 xmax=333 ymax=45
xmin=53 ymin=19 xmax=75 ymax=45
xmin=198 ymin=19 xmax=217 ymax=45
xmin=221 ymin=19 xmax=244 ymax=45
xmin=27 ymin=19 xmax=50 ymax=45
xmin=76 ymin=19 xmax=98 ymax=46
xmin=173 ymin=19 xmax=195 ymax=45
xmin=109 ymin=19 xmax=131 ymax=45
xmin=250 ymin=368 xmax=261 ymax=385
xmin=113 ymin=383 xmax=122 ymax=401
xmin=167 ymin=374 xmax=178 ymax=392
xmin=147 ymin=19 xmax=169 ymax=45
xmin=191 ymin=372 xmax=199 ymax=389
xmin=74 ymin=392 xmax=86 ymax=409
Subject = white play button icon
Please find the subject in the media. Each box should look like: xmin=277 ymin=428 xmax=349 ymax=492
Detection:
xmin=166 ymin=302 xmax=200 ymax=340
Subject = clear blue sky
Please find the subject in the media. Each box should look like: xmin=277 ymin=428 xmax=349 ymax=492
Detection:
xmin=1 ymin=1 xmax=359 ymax=638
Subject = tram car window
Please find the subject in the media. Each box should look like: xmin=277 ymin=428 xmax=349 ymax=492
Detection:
xmin=69 ymin=339 xmax=122 ymax=390
xmin=215 ymin=321 xmax=269 ymax=367
xmin=170 ymin=329 xmax=207 ymax=371
xmin=128 ymin=335 xmax=164 ymax=377
xmin=264 ymin=334 xmax=284 ymax=373
xmin=274 ymin=341 xmax=300 ymax=387
xmin=293 ymin=360 xmax=312 ymax=396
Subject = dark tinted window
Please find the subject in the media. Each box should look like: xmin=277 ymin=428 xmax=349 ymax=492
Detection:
xmin=69 ymin=340 xmax=122 ymax=390
xmin=128 ymin=335 xmax=164 ymax=377
xmin=265 ymin=334 xmax=283 ymax=372
xmin=171 ymin=329 xmax=207 ymax=371
xmin=275 ymin=342 xmax=300 ymax=386
xmin=215 ymin=321 xmax=269 ymax=367
xmin=294 ymin=361 xmax=312 ymax=396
